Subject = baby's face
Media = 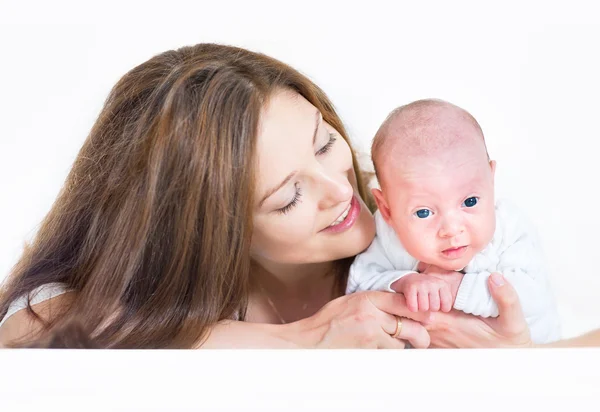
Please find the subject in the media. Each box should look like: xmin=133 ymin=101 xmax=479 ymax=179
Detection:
xmin=380 ymin=146 xmax=496 ymax=271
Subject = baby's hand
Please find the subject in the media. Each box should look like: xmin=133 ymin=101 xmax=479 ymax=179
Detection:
xmin=419 ymin=264 xmax=464 ymax=307
xmin=391 ymin=269 xmax=463 ymax=313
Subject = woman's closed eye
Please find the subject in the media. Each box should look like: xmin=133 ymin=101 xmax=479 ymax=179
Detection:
xmin=315 ymin=133 xmax=337 ymax=156
xmin=276 ymin=184 xmax=302 ymax=215
xmin=275 ymin=133 xmax=337 ymax=215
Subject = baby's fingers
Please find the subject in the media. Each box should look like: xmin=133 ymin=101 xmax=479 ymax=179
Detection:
xmin=405 ymin=289 xmax=419 ymax=312
xmin=417 ymin=291 xmax=430 ymax=312
xmin=429 ymin=290 xmax=441 ymax=312
xmin=439 ymin=287 xmax=453 ymax=312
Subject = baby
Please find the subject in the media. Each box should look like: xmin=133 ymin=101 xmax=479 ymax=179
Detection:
xmin=347 ymin=99 xmax=561 ymax=344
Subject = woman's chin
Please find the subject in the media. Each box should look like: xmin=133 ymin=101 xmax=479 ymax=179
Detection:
xmin=324 ymin=212 xmax=375 ymax=261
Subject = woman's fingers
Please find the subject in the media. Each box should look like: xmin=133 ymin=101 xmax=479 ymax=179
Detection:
xmin=396 ymin=318 xmax=431 ymax=348
xmin=380 ymin=312 xmax=431 ymax=349
xmin=312 ymin=291 xmax=434 ymax=349
xmin=377 ymin=335 xmax=407 ymax=349
xmin=335 ymin=291 xmax=433 ymax=349
xmin=415 ymin=276 xmax=532 ymax=349
xmin=366 ymin=291 xmax=431 ymax=323
xmin=487 ymin=273 xmax=528 ymax=334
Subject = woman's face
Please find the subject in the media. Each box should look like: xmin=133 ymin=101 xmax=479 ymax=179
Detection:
xmin=251 ymin=89 xmax=376 ymax=268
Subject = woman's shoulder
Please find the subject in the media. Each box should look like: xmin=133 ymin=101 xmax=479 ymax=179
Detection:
xmin=0 ymin=283 xmax=74 ymax=347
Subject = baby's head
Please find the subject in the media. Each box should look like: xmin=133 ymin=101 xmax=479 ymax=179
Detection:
xmin=371 ymin=99 xmax=496 ymax=271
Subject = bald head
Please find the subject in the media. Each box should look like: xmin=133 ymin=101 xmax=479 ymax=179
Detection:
xmin=371 ymin=99 xmax=488 ymax=187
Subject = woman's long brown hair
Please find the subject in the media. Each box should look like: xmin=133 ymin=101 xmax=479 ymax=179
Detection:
xmin=0 ymin=43 xmax=374 ymax=348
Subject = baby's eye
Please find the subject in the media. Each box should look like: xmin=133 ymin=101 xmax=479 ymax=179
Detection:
xmin=463 ymin=197 xmax=478 ymax=207
xmin=415 ymin=209 xmax=431 ymax=219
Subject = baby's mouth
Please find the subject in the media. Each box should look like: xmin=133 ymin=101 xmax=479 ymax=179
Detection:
xmin=441 ymin=245 xmax=469 ymax=259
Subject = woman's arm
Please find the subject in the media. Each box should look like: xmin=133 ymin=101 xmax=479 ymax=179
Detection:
xmin=543 ymin=330 xmax=600 ymax=348
xmin=201 ymin=291 xmax=432 ymax=349
xmin=198 ymin=320 xmax=302 ymax=348
xmin=0 ymin=299 xmax=298 ymax=349
xmin=2 ymin=291 xmax=432 ymax=349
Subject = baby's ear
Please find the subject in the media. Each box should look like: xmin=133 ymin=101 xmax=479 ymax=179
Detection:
xmin=371 ymin=188 xmax=393 ymax=225
xmin=489 ymin=160 xmax=497 ymax=180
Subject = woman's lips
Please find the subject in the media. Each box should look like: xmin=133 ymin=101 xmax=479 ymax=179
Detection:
xmin=321 ymin=195 xmax=360 ymax=234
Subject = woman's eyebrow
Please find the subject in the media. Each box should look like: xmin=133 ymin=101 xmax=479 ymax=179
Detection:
xmin=258 ymin=110 xmax=321 ymax=208
xmin=312 ymin=110 xmax=322 ymax=145
xmin=259 ymin=171 xmax=297 ymax=208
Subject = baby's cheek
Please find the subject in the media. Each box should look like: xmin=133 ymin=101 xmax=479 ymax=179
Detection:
xmin=401 ymin=227 xmax=433 ymax=260
xmin=471 ymin=215 xmax=495 ymax=250
xmin=482 ymin=211 xmax=496 ymax=241
xmin=392 ymin=219 xmax=415 ymax=244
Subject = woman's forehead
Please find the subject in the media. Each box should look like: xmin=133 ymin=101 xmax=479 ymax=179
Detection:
xmin=259 ymin=89 xmax=317 ymax=136
xmin=255 ymin=90 xmax=320 ymax=189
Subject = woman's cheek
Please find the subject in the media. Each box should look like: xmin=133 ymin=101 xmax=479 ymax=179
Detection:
xmin=337 ymin=140 xmax=353 ymax=170
xmin=270 ymin=204 xmax=317 ymax=246
xmin=294 ymin=202 xmax=318 ymax=238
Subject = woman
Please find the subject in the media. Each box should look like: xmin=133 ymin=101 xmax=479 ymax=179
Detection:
xmin=0 ymin=43 xmax=431 ymax=348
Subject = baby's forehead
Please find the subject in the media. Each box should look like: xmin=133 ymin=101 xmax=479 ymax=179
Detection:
xmin=389 ymin=105 xmax=480 ymax=149
xmin=382 ymin=150 xmax=491 ymax=200
xmin=387 ymin=144 xmax=488 ymax=177
xmin=376 ymin=122 xmax=486 ymax=174
xmin=372 ymin=100 xmax=486 ymax=177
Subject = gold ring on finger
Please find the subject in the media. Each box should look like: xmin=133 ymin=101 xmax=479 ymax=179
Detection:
xmin=391 ymin=316 xmax=403 ymax=339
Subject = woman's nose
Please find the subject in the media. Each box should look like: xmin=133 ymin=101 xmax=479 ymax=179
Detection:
xmin=314 ymin=168 xmax=353 ymax=210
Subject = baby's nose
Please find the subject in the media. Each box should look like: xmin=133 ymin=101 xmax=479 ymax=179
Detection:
xmin=438 ymin=218 xmax=465 ymax=238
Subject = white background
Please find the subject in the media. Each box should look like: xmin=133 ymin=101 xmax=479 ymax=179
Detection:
xmin=1 ymin=349 xmax=600 ymax=411
xmin=1 ymin=3 xmax=600 ymax=339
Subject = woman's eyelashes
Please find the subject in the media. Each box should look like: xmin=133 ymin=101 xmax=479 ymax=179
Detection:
xmin=275 ymin=133 xmax=338 ymax=215
xmin=316 ymin=133 xmax=337 ymax=156
xmin=276 ymin=184 xmax=302 ymax=215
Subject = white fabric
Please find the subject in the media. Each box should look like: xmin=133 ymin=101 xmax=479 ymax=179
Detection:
xmin=347 ymin=199 xmax=562 ymax=344
xmin=0 ymin=282 xmax=69 ymax=328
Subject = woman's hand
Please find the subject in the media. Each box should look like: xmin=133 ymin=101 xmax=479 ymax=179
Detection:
xmin=288 ymin=291 xmax=432 ymax=349
xmin=423 ymin=273 xmax=534 ymax=348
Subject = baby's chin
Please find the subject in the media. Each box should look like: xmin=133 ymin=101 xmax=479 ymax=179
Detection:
xmin=433 ymin=253 xmax=476 ymax=272
xmin=439 ymin=262 xmax=468 ymax=272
